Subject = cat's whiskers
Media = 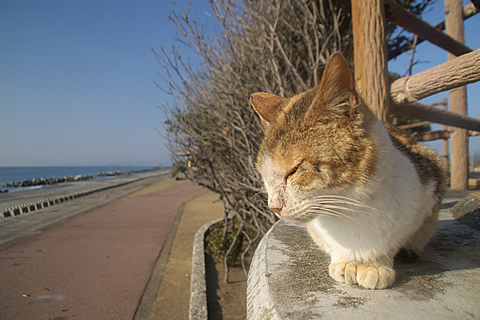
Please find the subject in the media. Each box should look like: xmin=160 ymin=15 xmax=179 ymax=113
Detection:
xmin=304 ymin=195 xmax=380 ymax=224
xmin=310 ymin=209 xmax=356 ymax=223
xmin=312 ymin=195 xmax=378 ymax=209
xmin=312 ymin=195 xmax=380 ymax=214
xmin=308 ymin=206 xmax=362 ymax=224
xmin=286 ymin=202 xmax=308 ymax=216
xmin=315 ymin=204 xmax=374 ymax=217
xmin=252 ymin=191 xmax=268 ymax=201
xmin=284 ymin=196 xmax=373 ymax=224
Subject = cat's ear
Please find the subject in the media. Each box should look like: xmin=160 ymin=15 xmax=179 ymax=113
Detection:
xmin=250 ymin=92 xmax=288 ymax=129
xmin=316 ymin=52 xmax=359 ymax=116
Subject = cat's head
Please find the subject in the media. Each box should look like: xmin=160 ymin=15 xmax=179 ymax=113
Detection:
xmin=250 ymin=52 xmax=377 ymax=221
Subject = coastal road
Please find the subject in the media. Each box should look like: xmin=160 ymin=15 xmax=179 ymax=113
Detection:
xmin=0 ymin=175 xmax=206 ymax=319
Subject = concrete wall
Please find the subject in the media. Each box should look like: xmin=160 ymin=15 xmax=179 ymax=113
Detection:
xmin=247 ymin=203 xmax=480 ymax=319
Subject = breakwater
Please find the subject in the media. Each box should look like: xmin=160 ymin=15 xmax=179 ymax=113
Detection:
xmin=0 ymin=166 xmax=166 ymax=191
xmin=4 ymin=175 xmax=93 ymax=188
xmin=1 ymin=168 xmax=164 ymax=190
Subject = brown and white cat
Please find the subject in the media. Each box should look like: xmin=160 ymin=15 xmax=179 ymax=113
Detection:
xmin=250 ymin=52 xmax=445 ymax=289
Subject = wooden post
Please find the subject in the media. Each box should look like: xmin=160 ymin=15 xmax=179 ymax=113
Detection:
xmin=443 ymin=103 xmax=450 ymax=170
xmin=352 ymin=0 xmax=391 ymax=122
xmin=445 ymin=0 xmax=469 ymax=190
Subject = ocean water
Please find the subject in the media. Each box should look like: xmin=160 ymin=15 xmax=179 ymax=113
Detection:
xmin=0 ymin=166 xmax=160 ymax=188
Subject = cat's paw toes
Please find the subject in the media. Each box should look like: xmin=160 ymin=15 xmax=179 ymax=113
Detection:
xmin=329 ymin=262 xmax=359 ymax=285
xmin=329 ymin=262 xmax=395 ymax=289
xmin=356 ymin=265 xmax=395 ymax=289
xmin=344 ymin=263 xmax=358 ymax=285
xmin=329 ymin=262 xmax=347 ymax=283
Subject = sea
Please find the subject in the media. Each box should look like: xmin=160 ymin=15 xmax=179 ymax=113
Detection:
xmin=0 ymin=166 xmax=165 ymax=190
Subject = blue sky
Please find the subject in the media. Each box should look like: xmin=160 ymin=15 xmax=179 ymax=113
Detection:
xmin=0 ymin=0 xmax=206 ymax=167
xmin=0 ymin=0 xmax=479 ymax=167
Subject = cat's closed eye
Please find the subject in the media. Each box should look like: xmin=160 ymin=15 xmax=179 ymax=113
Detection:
xmin=285 ymin=162 xmax=303 ymax=183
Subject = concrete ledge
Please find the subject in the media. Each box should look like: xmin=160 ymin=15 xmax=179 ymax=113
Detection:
xmin=451 ymin=192 xmax=480 ymax=219
xmin=189 ymin=218 xmax=222 ymax=320
xmin=247 ymin=216 xmax=480 ymax=319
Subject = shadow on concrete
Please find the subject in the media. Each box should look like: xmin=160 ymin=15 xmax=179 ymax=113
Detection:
xmin=205 ymin=252 xmax=223 ymax=320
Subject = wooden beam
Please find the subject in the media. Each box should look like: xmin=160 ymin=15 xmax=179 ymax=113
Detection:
xmin=388 ymin=3 xmax=479 ymax=60
xmin=432 ymin=3 xmax=478 ymax=34
xmin=391 ymin=49 xmax=480 ymax=103
xmin=442 ymin=104 xmax=450 ymax=170
xmin=352 ymin=0 xmax=391 ymax=122
xmin=391 ymin=102 xmax=480 ymax=132
xmin=385 ymin=0 xmax=472 ymax=57
xmin=397 ymin=120 xmax=432 ymax=130
xmin=411 ymin=130 xmax=451 ymax=142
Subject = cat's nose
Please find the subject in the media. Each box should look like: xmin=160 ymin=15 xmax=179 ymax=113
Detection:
xmin=268 ymin=198 xmax=283 ymax=214
xmin=268 ymin=201 xmax=283 ymax=214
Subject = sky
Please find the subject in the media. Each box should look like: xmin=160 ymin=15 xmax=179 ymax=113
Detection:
xmin=0 ymin=0 xmax=479 ymax=167
xmin=0 ymin=0 xmax=208 ymax=167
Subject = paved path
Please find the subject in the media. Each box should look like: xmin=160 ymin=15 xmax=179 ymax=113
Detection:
xmin=0 ymin=177 xmax=205 ymax=320
xmin=147 ymin=191 xmax=223 ymax=319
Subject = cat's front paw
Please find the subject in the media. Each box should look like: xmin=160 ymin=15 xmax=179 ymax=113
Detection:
xmin=329 ymin=262 xmax=356 ymax=285
xmin=356 ymin=264 xmax=395 ymax=289
xmin=329 ymin=262 xmax=395 ymax=289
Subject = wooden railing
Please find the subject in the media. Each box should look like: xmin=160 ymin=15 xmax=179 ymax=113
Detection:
xmin=352 ymin=0 xmax=480 ymax=190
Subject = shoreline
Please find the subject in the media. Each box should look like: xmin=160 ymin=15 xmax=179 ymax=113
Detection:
xmin=0 ymin=167 xmax=166 ymax=190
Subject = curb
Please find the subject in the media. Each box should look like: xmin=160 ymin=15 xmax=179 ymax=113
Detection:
xmin=189 ymin=218 xmax=223 ymax=320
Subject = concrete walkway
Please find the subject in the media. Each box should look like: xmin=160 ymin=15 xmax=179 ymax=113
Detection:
xmin=0 ymin=176 xmax=213 ymax=319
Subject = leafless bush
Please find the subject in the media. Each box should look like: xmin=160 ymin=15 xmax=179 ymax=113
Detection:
xmin=155 ymin=0 xmax=432 ymax=280
xmin=155 ymin=0 xmax=350 ymax=279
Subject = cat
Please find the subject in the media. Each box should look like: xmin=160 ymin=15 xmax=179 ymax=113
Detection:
xmin=250 ymin=52 xmax=446 ymax=289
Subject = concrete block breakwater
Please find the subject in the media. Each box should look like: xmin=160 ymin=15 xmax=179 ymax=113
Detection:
xmin=1 ymin=168 xmax=163 ymax=189
xmin=3 ymin=175 xmax=93 ymax=188
xmin=96 ymin=171 xmax=127 ymax=177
